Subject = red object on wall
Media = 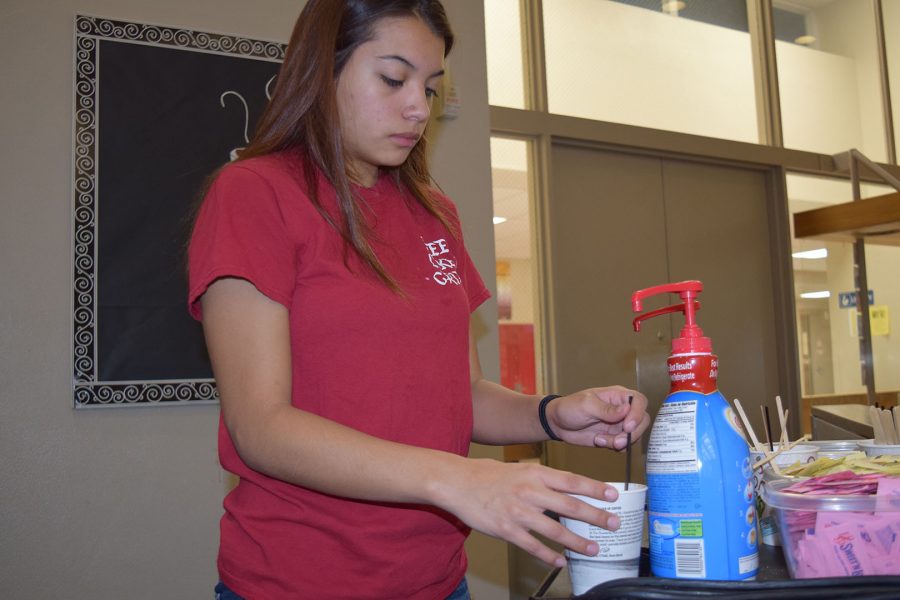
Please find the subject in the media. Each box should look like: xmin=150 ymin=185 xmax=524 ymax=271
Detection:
xmin=499 ymin=324 xmax=536 ymax=395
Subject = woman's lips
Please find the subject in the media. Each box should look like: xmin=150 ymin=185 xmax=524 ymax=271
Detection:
xmin=390 ymin=133 xmax=420 ymax=148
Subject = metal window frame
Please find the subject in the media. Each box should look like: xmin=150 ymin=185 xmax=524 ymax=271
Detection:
xmin=490 ymin=0 xmax=900 ymax=417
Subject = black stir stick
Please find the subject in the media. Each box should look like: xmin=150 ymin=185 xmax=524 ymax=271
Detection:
xmin=763 ymin=405 xmax=774 ymax=452
xmin=625 ymin=395 xmax=633 ymax=490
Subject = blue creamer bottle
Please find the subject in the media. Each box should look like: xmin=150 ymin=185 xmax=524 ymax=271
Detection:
xmin=632 ymin=281 xmax=758 ymax=580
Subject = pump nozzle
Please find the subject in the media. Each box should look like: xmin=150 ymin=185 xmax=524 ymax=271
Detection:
xmin=631 ymin=280 xmax=711 ymax=354
xmin=632 ymin=280 xmax=703 ymax=313
xmin=632 ymin=301 xmax=700 ymax=332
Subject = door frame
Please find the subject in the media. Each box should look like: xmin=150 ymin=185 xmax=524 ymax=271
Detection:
xmin=534 ymin=135 xmax=800 ymax=439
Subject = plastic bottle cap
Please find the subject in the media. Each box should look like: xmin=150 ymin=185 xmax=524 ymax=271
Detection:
xmin=673 ymin=336 xmax=712 ymax=354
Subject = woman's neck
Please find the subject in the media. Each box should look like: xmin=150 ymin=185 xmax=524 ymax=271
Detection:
xmin=348 ymin=164 xmax=379 ymax=188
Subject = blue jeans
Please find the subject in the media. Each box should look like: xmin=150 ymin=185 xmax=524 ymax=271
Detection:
xmin=213 ymin=582 xmax=242 ymax=600
xmin=445 ymin=577 xmax=470 ymax=600
xmin=214 ymin=577 xmax=470 ymax=599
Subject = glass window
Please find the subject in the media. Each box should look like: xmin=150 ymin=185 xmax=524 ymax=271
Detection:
xmin=491 ymin=137 xmax=538 ymax=392
xmin=488 ymin=133 xmax=553 ymax=600
xmin=542 ymin=0 xmax=758 ymax=142
xmin=788 ymin=174 xmax=899 ymax=402
xmin=864 ymin=242 xmax=900 ymax=396
xmin=883 ymin=0 xmax=900 ymax=160
xmin=490 ymin=137 xmax=546 ymax=464
xmin=776 ymin=1 xmax=888 ymax=161
xmin=484 ymin=0 xmax=526 ymax=109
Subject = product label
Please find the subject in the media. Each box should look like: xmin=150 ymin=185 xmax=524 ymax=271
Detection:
xmin=562 ymin=503 xmax=645 ymax=560
xmin=759 ymin=514 xmax=780 ymax=546
xmin=739 ymin=552 xmax=759 ymax=574
xmin=668 ymin=354 xmax=717 ymax=393
xmin=679 ymin=520 xmax=703 ymax=537
xmin=647 ymin=391 xmax=759 ymax=581
xmin=674 ymin=538 xmax=706 ymax=578
xmin=646 ymin=400 xmax=698 ymax=474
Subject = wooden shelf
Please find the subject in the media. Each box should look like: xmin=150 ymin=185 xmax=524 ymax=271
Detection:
xmin=793 ymin=190 xmax=900 ymax=247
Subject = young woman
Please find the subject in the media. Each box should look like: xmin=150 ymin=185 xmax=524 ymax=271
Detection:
xmin=188 ymin=1 xmax=650 ymax=598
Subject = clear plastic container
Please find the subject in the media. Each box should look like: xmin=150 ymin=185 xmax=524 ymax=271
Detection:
xmin=762 ymin=478 xmax=900 ymax=578
xmin=806 ymin=439 xmax=866 ymax=459
xmin=750 ymin=447 xmax=817 ymax=547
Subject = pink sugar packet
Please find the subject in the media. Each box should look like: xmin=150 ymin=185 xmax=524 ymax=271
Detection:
xmin=785 ymin=470 xmax=856 ymax=490
xmin=876 ymin=476 xmax=900 ymax=511
xmin=846 ymin=516 xmax=900 ymax=575
xmin=792 ymin=537 xmax=825 ymax=578
xmin=821 ymin=524 xmax=877 ymax=576
xmin=785 ymin=471 xmax=881 ymax=496
xmin=780 ymin=474 xmax=900 ymax=577
xmin=792 ymin=519 xmax=879 ymax=577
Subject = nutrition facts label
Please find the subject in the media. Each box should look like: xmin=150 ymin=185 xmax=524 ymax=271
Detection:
xmin=647 ymin=400 xmax=698 ymax=474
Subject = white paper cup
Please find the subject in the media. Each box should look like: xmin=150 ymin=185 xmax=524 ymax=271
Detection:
xmin=857 ymin=439 xmax=900 ymax=456
xmin=559 ymin=483 xmax=647 ymax=595
xmin=750 ymin=444 xmax=818 ymax=469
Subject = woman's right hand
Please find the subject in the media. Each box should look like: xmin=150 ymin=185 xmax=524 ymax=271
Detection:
xmin=430 ymin=457 xmax=621 ymax=567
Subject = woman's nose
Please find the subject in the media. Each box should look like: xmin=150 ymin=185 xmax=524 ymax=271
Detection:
xmin=403 ymin=89 xmax=431 ymax=122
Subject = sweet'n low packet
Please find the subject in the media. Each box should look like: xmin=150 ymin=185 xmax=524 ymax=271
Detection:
xmin=780 ymin=473 xmax=900 ymax=577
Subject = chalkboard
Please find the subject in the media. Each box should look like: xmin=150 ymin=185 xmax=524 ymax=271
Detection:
xmin=72 ymin=15 xmax=285 ymax=406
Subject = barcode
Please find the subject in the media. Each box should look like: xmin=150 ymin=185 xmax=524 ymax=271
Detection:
xmin=675 ymin=538 xmax=706 ymax=578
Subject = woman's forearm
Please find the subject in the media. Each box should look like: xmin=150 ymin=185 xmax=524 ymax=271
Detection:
xmin=227 ymin=400 xmax=470 ymax=504
xmin=470 ymin=378 xmax=548 ymax=445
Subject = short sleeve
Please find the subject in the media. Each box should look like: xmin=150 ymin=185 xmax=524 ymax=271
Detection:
xmin=435 ymin=193 xmax=491 ymax=313
xmin=187 ymin=164 xmax=297 ymax=320
xmin=461 ymin=244 xmax=491 ymax=313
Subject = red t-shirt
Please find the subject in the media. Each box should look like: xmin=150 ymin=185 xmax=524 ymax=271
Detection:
xmin=188 ymin=152 xmax=490 ymax=600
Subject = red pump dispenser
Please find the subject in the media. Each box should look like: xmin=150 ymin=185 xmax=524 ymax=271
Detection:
xmin=632 ymin=280 xmax=758 ymax=580
xmin=632 ymin=280 xmax=717 ymax=394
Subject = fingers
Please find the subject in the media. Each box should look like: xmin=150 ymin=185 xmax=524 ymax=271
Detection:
xmin=616 ymin=388 xmax=648 ymax=433
xmin=604 ymin=387 xmax=650 ymax=437
xmin=530 ymin=482 xmax=622 ymax=563
xmin=584 ymin=387 xmax=648 ymax=429
xmin=537 ymin=471 xmax=620 ymax=531
xmin=448 ymin=460 xmax=626 ymax=568
xmin=550 ymin=491 xmax=620 ymax=531
xmin=599 ymin=412 xmax=651 ymax=450
xmin=506 ymin=490 xmax=621 ymax=567
xmin=547 ymin=386 xmax=653 ymax=449
xmin=530 ymin=511 xmax=602 ymax=561
xmin=584 ymin=387 xmax=650 ymax=447
xmin=551 ymin=387 xmax=634 ymax=425
xmin=503 ymin=525 xmax=569 ymax=568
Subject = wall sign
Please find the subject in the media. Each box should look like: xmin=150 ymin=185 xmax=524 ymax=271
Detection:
xmin=72 ymin=15 xmax=285 ymax=407
xmin=838 ymin=290 xmax=875 ymax=309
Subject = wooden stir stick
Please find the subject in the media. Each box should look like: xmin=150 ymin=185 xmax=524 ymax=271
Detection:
xmin=734 ymin=398 xmax=781 ymax=475
xmin=880 ymin=409 xmax=897 ymax=445
xmin=753 ymin=434 xmax=812 ymax=470
xmin=870 ymin=405 xmax=887 ymax=444
xmin=775 ymin=395 xmax=788 ymax=445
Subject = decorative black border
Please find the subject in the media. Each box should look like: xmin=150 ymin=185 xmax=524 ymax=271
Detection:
xmin=72 ymin=15 xmax=286 ymax=407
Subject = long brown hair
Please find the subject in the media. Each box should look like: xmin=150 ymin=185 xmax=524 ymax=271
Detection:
xmin=236 ymin=0 xmax=456 ymax=293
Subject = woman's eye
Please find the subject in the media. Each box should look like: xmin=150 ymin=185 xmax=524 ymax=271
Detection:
xmin=380 ymin=75 xmax=403 ymax=88
xmin=425 ymin=87 xmax=439 ymax=99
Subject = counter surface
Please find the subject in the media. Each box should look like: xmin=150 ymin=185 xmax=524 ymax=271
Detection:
xmin=530 ymin=545 xmax=788 ymax=599
xmin=811 ymin=404 xmax=873 ymax=439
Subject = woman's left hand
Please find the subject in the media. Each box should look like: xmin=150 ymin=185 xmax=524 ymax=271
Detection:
xmin=546 ymin=386 xmax=650 ymax=449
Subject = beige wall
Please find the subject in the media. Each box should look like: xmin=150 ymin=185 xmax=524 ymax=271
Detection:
xmin=0 ymin=1 xmax=504 ymax=598
xmin=486 ymin=0 xmax=892 ymax=161
xmin=825 ymin=242 xmax=900 ymax=394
